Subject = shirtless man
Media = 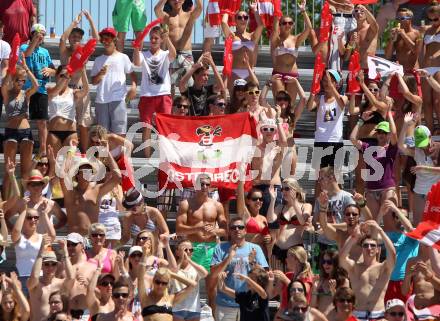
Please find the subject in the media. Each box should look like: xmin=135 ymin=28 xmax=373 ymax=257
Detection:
xmin=66 ymin=232 xmax=97 ymax=321
xmin=339 ymin=221 xmax=396 ymax=321
xmin=60 ymin=145 xmax=122 ymax=234
xmin=59 ymin=10 xmax=98 ymax=152
xmin=402 ymin=244 xmax=440 ymax=312
xmin=348 ymin=5 xmax=378 ymax=70
xmin=154 ymin=0 xmax=203 ymax=87
xmin=252 ymin=117 xmax=287 ymax=216
xmin=176 ymin=173 xmax=227 ymax=308
xmin=27 ymin=236 xmax=75 ymax=321
xmin=318 ymin=192 xmax=372 ymax=262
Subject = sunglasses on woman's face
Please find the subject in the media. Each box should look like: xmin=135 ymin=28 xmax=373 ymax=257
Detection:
xmin=281 ymin=21 xmax=294 ymax=26
xmin=322 ymin=259 xmax=333 ymax=265
xmin=237 ymin=15 xmax=249 ymax=21
xmin=154 ymin=279 xmax=169 ymax=286
xmin=292 ymin=307 xmax=308 ymax=313
xmin=91 ymin=233 xmax=105 ymax=238
xmin=138 ymin=236 xmax=151 ymax=241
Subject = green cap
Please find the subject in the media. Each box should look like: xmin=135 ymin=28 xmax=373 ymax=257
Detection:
xmin=414 ymin=125 xmax=431 ymax=148
xmin=375 ymin=121 xmax=390 ymax=133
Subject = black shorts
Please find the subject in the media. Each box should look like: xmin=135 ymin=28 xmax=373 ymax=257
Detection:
xmin=29 ymin=92 xmax=49 ymax=120
xmin=313 ymin=142 xmax=344 ymax=168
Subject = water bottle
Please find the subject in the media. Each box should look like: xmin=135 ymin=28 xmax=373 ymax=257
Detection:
xmin=50 ymin=24 xmax=55 ymax=38
xmin=200 ymin=304 xmax=215 ymax=321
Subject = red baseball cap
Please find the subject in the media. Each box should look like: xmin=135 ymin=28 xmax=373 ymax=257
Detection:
xmin=99 ymin=27 xmax=117 ymax=38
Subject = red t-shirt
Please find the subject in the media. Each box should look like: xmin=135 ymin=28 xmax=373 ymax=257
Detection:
xmin=280 ymin=272 xmax=314 ymax=309
xmin=0 ymin=0 xmax=36 ymax=45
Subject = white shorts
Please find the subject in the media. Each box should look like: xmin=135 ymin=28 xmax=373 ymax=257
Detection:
xmin=204 ymin=24 xmax=221 ymax=38
xmin=215 ymin=305 xmax=240 ymax=321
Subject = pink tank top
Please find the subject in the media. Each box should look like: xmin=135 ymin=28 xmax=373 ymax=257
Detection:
xmin=87 ymin=248 xmax=113 ymax=273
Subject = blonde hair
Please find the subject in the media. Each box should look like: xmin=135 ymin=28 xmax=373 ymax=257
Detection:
xmin=288 ymin=246 xmax=313 ymax=279
xmin=283 ymin=178 xmax=306 ymax=203
xmin=153 ymin=267 xmax=171 ymax=296
xmin=89 ymin=223 xmax=106 ymax=235
xmin=89 ymin=125 xmax=108 ymax=141
xmin=136 ymin=230 xmax=157 ymax=256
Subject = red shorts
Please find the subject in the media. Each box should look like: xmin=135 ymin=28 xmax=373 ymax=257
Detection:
xmin=117 ymin=154 xmax=135 ymax=192
xmin=385 ymin=280 xmax=411 ymax=303
xmin=138 ymin=95 xmax=172 ymax=124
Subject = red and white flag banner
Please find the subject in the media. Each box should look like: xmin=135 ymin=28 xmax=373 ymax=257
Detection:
xmin=406 ymin=181 xmax=440 ymax=250
xmin=156 ymin=113 xmax=258 ymax=190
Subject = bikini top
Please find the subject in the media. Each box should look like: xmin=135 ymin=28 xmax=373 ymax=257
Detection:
xmin=275 ymin=46 xmax=299 ymax=57
xmin=141 ymin=304 xmax=172 ymax=316
xmin=424 ymin=32 xmax=440 ymax=45
xmin=278 ymin=204 xmax=305 ymax=226
xmin=246 ymin=216 xmax=269 ymax=235
xmin=6 ymin=90 xmax=28 ymax=118
xmin=87 ymin=248 xmax=113 ymax=274
xmin=232 ymin=39 xmax=255 ymax=52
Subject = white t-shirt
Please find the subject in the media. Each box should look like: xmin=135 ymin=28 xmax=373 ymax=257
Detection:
xmin=414 ymin=147 xmax=440 ymax=195
xmin=140 ymin=49 xmax=171 ymax=97
xmin=170 ymin=265 xmax=201 ymax=312
xmin=91 ymin=52 xmax=133 ymax=104
xmin=314 ymin=95 xmax=344 ymax=143
xmin=0 ymin=40 xmax=11 ymax=87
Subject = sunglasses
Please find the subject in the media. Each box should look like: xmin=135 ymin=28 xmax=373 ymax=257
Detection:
xmin=29 ymin=182 xmax=44 ymax=187
xmin=276 ymin=96 xmax=290 ymax=101
xmin=345 ymin=212 xmax=359 ymax=217
xmin=282 ymin=186 xmax=291 ymax=191
xmin=67 ymin=241 xmax=79 ymax=247
xmin=216 ymin=102 xmax=226 ymax=108
xmin=281 ymin=21 xmax=294 ymax=26
xmin=362 ymin=243 xmax=377 ymax=249
xmin=37 ymin=162 xmax=49 ymax=166
xmin=250 ymin=196 xmax=263 ymax=201
xmin=337 ymin=298 xmax=353 ymax=304
xmin=376 ymin=130 xmax=388 ymax=135
xmin=230 ymin=225 xmax=245 ymax=230
xmin=100 ymin=37 xmax=114 ymax=43
xmin=322 ymin=259 xmax=333 ymax=265
xmin=154 ymin=279 xmax=169 ymax=286
xmin=428 ymin=17 xmax=440 ymax=22
xmin=247 ymin=90 xmax=260 ymax=95
xmin=353 ymin=9 xmax=362 ymax=14
xmin=91 ymin=233 xmax=105 ymax=238
xmin=292 ymin=307 xmax=308 ymax=313
xmin=261 ymin=127 xmax=275 ymax=132
xmin=138 ymin=236 xmax=151 ymax=241
xmin=369 ymin=88 xmax=380 ymax=93
xmin=396 ymin=16 xmax=412 ymax=21
xmin=99 ymin=281 xmax=114 ymax=287
xmin=175 ymin=103 xmax=189 ymax=109
xmin=290 ymin=287 xmax=304 ymax=293
xmin=26 ymin=215 xmax=40 ymax=221
xmin=184 ymin=248 xmax=194 ymax=253
xmin=388 ymin=312 xmax=405 ymax=317
xmin=15 ymin=79 xmax=26 ymax=83
xmin=200 ymin=182 xmax=211 ymax=187
xmin=43 ymin=262 xmax=57 ymax=267
xmin=130 ymin=253 xmax=143 ymax=258
xmin=112 ymin=293 xmax=129 ymax=299
xmin=237 ymin=15 xmax=249 ymax=21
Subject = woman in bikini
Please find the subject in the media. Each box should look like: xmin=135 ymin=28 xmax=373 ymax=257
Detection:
xmin=260 ymin=78 xmax=307 ymax=175
xmin=47 ymin=66 xmax=88 ymax=158
xmin=349 ymin=70 xmax=393 ymax=193
xmin=221 ymin=1 xmax=264 ymax=94
xmin=270 ymin=0 xmax=312 ymax=102
xmin=86 ymin=223 xmax=117 ymax=275
xmin=267 ymin=179 xmax=313 ymax=270
xmin=421 ymin=2 xmax=440 ymax=132
xmin=236 ymin=179 xmax=271 ymax=256
xmin=1 ymin=56 xmax=38 ymax=198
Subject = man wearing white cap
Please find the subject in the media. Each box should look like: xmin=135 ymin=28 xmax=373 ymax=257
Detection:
xmin=65 ymin=232 xmax=97 ymax=321
xmin=27 ymin=236 xmax=74 ymax=321
xmin=20 ymin=23 xmax=56 ymax=155
xmin=398 ymin=112 xmax=440 ymax=224
xmin=384 ymin=299 xmax=406 ymax=321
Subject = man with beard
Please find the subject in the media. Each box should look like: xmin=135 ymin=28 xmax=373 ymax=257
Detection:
xmin=340 ymin=221 xmax=396 ymax=321
xmin=176 ymin=174 xmax=227 ymax=309
xmin=133 ymin=25 xmax=176 ymax=158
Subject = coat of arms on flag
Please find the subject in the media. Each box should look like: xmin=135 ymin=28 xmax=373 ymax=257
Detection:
xmin=155 ymin=113 xmax=258 ymax=190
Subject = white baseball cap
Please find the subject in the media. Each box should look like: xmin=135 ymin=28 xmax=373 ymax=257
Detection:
xmin=386 ymin=299 xmax=405 ymax=311
xmin=31 ymin=24 xmax=46 ymax=34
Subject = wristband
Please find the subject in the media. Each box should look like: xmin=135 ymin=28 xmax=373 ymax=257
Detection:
xmin=358 ymin=200 xmax=367 ymax=208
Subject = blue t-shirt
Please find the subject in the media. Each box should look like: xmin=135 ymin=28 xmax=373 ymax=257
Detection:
xmin=386 ymin=231 xmax=419 ymax=281
xmin=20 ymin=44 xmax=54 ymax=94
xmin=211 ymin=242 xmax=268 ymax=308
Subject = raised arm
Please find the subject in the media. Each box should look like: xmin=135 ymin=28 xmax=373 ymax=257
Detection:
xmin=270 ymin=16 xmax=280 ymax=48
xmin=398 ymin=112 xmax=416 ymax=157
xmin=236 ymin=176 xmax=251 ymax=223
xmin=74 ymin=68 xmax=89 ymax=100
xmin=21 ymin=54 xmax=39 ymax=99
xmin=418 ymin=69 xmax=440 ymax=92
xmin=7 ymin=273 xmax=30 ymax=321
xmin=59 ymin=239 xmax=75 ymax=290
xmin=249 ymin=1 xmax=264 ymax=43
xmin=154 ymin=0 xmax=169 ymax=20
xmin=97 ymin=145 xmax=122 ymax=199
xmin=27 ymin=235 xmax=50 ymax=290
xmin=11 ymin=208 xmax=27 ymax=244
xmin=206 ymin=53 xmax=225 ymax=93
xmin=221 ymin=13 xmax=234 ymax=38
xmin=38 ymin=200 xmax=56 ymax=241
xmin=368 ymin=220 xmax=396 ymax=271
xmin=396 ymin=73 xmax=423 ymax=106
xmin=23 ymin=32 xmax=42 ymax=57
xmin=163 ymin=29 xmax=177 ymax=61
xmin=293 ymin=78 xmax=307 ymax=124
xmin=179 ymin=60 xmax=202 ymax=93
xmin=350 ymin=115 xmax=365 ymax=150
xmin=361 ymin=5 xmax=379 ymax=37
xmin=47 ymin=75 xmax=70 ymax=99
xmin=217 ymin=271 xmax=236 ymax=298
xmin=86 ymin=263 xmax=101 ymax=314
xmin=83 ymin=10 xmax=99 ymax=39
xmin=317 ymin=192 xmax=338 ymax=240
xmin=171 ymin=270 xmax=197 ymax=304
xmin=325 ymin=71 xmax=347 ymax=110
xmin=296 ymin=0 xmax=312 ymax=45
xmin=357 ymin=71 xmax=389 ymax=111
xmin=339 ymin=226 xmax=361 ymax=273
xmin=387 ymin=109 xmax=398 ymax=145
xmin=238 ymin=273 xmax=267 ymax=299
xmin=60 ymin=13 xmax=82 ymax=56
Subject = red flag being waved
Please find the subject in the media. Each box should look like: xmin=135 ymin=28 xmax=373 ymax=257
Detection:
xmin=156 ymin=113 xmax=258 ymax=190
xmin=319 ymin=1 xmax=333 ymax=43
xmin=311 ymin=53 xmax=326 ymax=94
xmin=347 ymin=51 xmax=361 ymax=94
xmin=66 ymin=38 xmax=97 ymax=75
xmin=7 ymin=33 xmax=21 ymax=75
xmin=132 ymin=18 xmax=162 ymax=49
xmin=223 ymin=35 xmax=234 ymax=77
xmin=207 ymin=0 xmax=222 ymax=26
xmin=220 ymin=0 xmax=242 ymax=26
xmin=249 ymin=0 xmax=280 ymax=35
xmin=406 ymin=181 xmax=440 ymax=250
